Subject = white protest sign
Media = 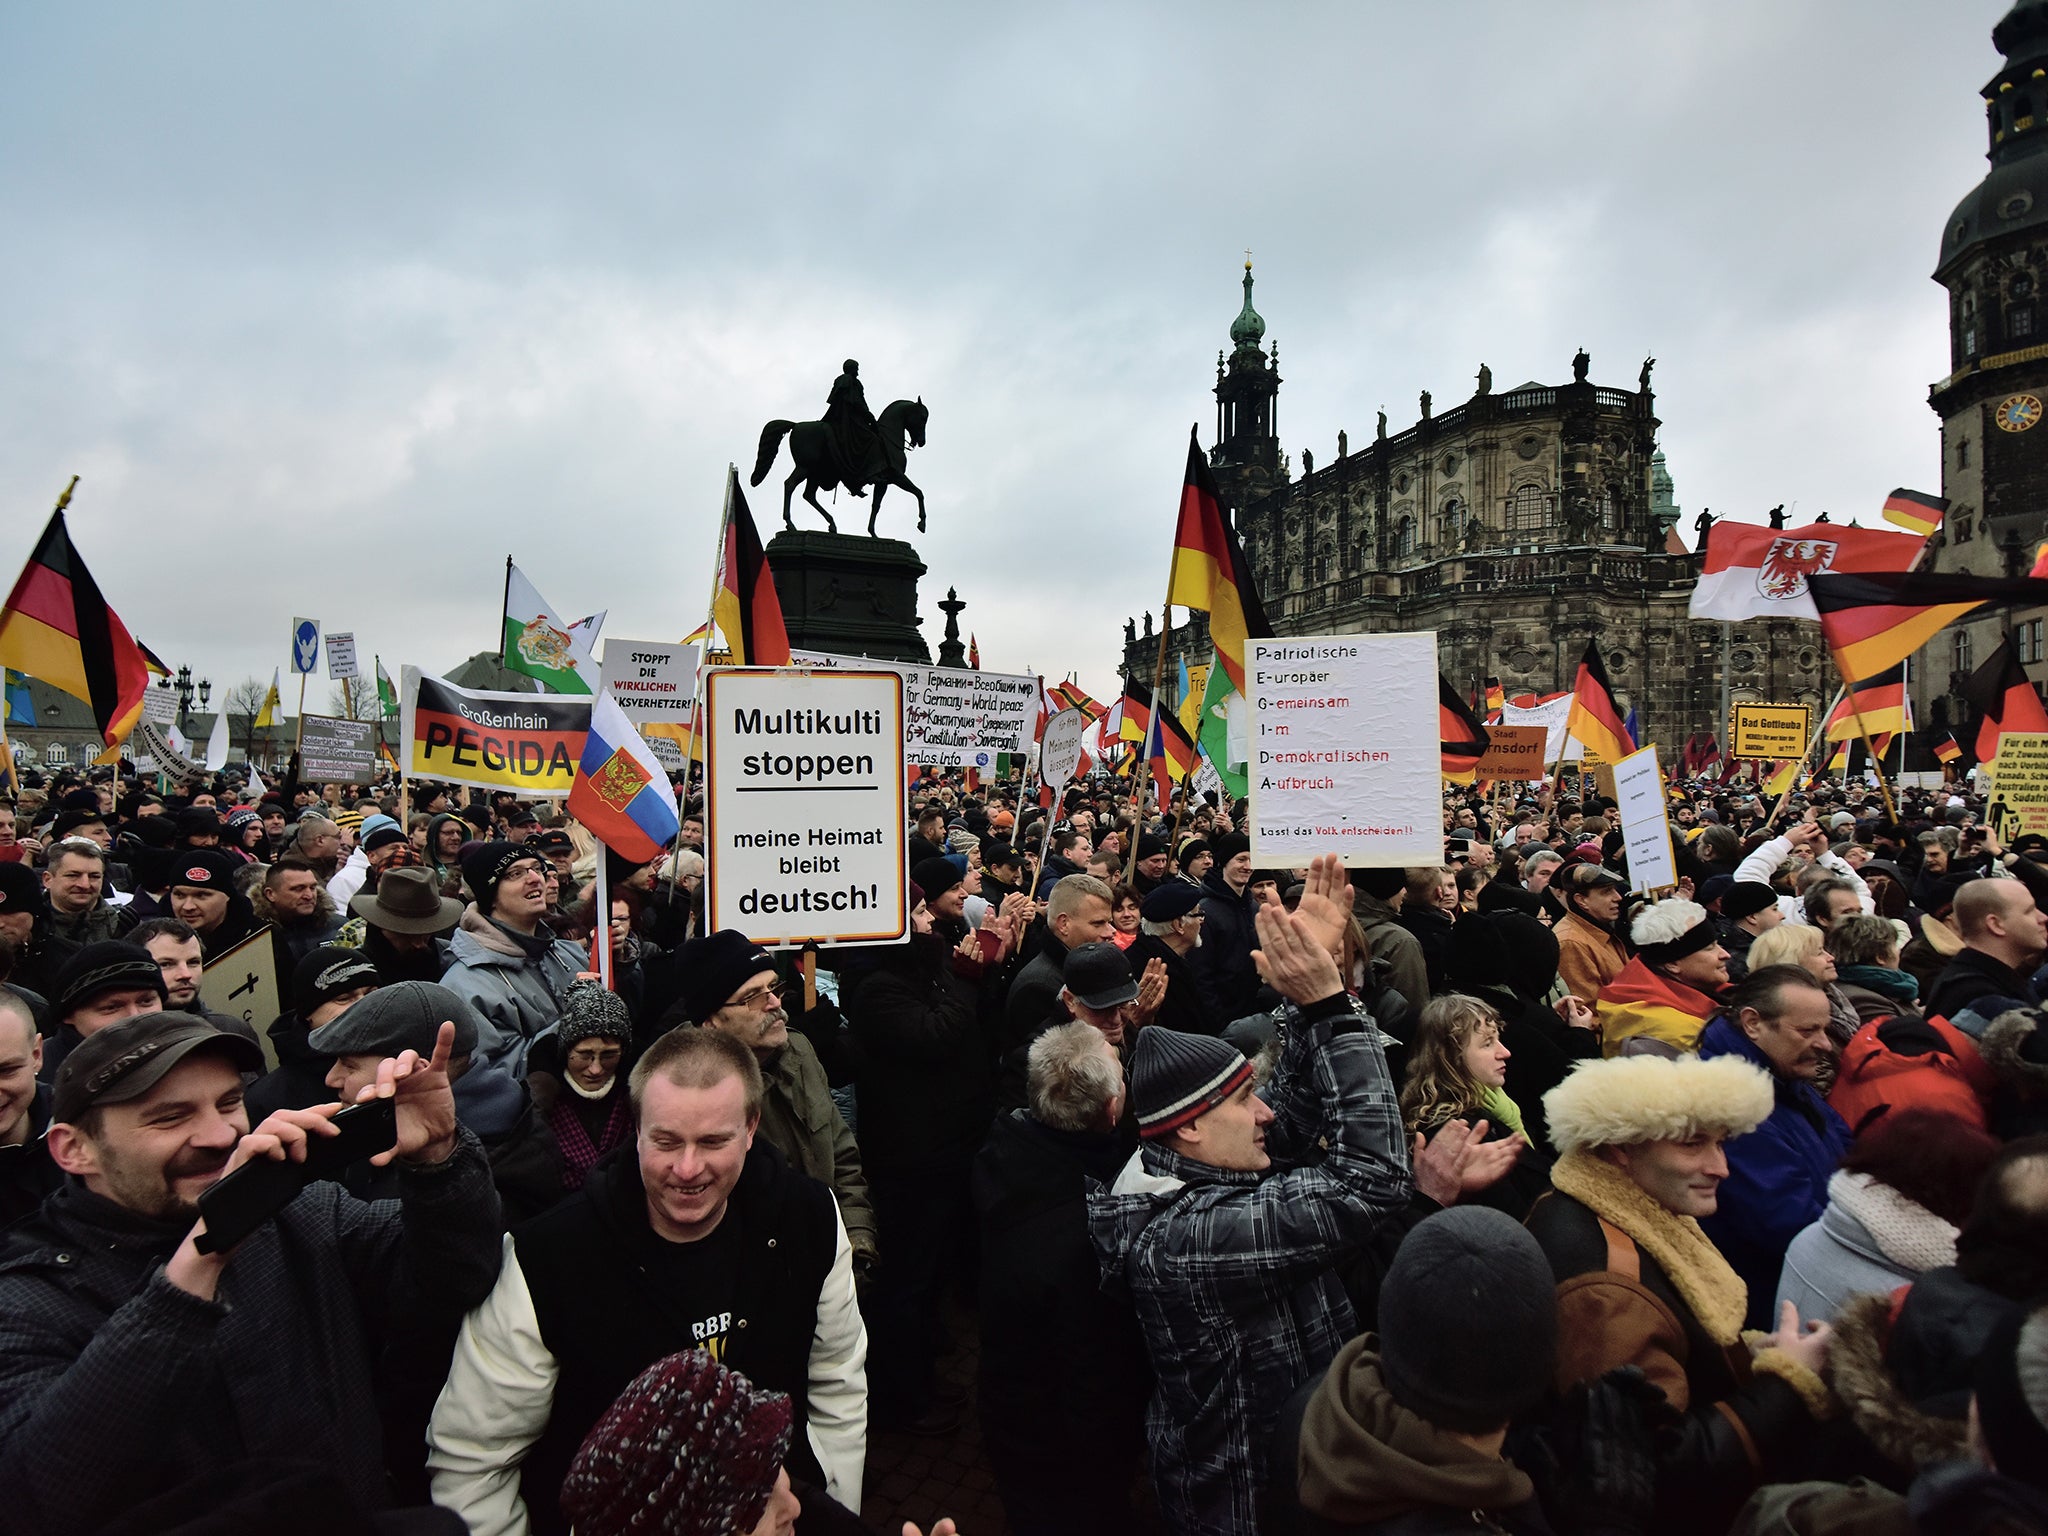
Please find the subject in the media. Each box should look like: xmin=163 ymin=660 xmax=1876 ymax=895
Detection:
xmin=790 ymin=649 xmax=1035 ymax=768
xmin=1246 ymin=633 xmax=1440 ymax=867
xmin=1039 ymin=707 xmax=1087 ymax=793
xmin=704 ymin=667 xmax=908 ymax=947
xmin=1501 ymin=693 xmax=1584 ymax=763
xmin=325 ymin=633 xmax=358 ymax=680
xmin=1612 ymin=743 xmax=1679 ymax=893
xmin=600 ymin=638 xmax=701 ymax=773
xmin=143 ymin=686 xmax=177 ymax=724
xmin=1192 ymin=754 xmax=1224 ymax=803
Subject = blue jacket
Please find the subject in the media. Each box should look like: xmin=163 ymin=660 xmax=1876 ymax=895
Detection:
xmin=1698 ymin=1016 xmax=1851 ymax=1328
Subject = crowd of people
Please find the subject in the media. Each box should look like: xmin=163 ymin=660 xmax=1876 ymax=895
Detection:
xmin=0 ymin=755 xmax=2045 ymax=1536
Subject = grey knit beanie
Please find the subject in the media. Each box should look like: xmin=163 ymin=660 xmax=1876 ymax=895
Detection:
xmin=1377 ymin=1206 xmax=1557 ymax=1433
xmin=559 ymin=978 xmax=633 ymax=1049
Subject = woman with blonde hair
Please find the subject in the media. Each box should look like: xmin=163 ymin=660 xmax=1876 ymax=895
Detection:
xmin=1399 ymin=993 xmax=1550 ymax=1217
xmin=1747 ymin=920 xmax=1862 ymax=1062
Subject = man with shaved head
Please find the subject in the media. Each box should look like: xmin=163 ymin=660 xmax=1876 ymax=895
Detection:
xmin=1925 ymin=875 xmax=2048 ymax=1027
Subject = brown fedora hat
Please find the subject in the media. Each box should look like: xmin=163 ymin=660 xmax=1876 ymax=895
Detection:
xmin=350 ymin=866 xmax=463 ymax=935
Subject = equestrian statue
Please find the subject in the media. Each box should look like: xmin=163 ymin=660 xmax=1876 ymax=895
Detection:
xmin=751 ymin=360 xmax=929 ymax=536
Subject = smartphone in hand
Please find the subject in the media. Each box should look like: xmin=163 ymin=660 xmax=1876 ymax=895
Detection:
xmin=194 ymin=1097 xmax=398 ymax=1254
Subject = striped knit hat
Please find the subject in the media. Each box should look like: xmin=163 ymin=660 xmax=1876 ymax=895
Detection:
xmin=1131 ymin=1026 xmax=1255 ymax=1140
xmin=559 ymin=1349 xmax=792 ymax=1536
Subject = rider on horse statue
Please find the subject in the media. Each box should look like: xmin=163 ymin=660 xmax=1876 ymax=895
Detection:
xmin=823 ymin=360 xmax=885 ymax=497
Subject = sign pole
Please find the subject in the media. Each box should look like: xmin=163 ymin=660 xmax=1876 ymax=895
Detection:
xmin=594 ymin=851 xmax=613 ymax=992
xmin=673 ymin=467 xmax=736 ymax=904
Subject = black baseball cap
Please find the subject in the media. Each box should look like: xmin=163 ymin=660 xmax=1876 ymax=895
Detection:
xmin=1062 ymin=942 xmax=1139 ymax=1011
xmin=52 ymin=1012 xmax=263 ymax=1124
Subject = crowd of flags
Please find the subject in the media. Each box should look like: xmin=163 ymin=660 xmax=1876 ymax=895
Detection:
xmin=9 ymin=446 xmax=2048 ymax=827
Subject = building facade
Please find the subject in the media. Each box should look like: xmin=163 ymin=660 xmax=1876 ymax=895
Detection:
xmin=1124 ymin=266 xmax=1825 ymax=747
xmin=1915 ymin=0 xmax=2048 ymax=745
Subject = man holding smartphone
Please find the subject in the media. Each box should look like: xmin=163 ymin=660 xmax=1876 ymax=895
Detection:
xmin=0 ymin=1011 xmax=503 ymax=1532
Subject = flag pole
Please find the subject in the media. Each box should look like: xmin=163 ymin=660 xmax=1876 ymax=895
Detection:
xmin=1125 ymin=605 xmax=1176 ymax=886
xmin=594 ymin=847 xmax=613 ymax=992
xmin=671 ymin=467 xmax=736 ymax=904
xmin=500 ymin=555 xmax=514 ymax=665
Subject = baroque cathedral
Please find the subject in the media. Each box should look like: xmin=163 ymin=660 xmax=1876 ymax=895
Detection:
xmin=1122 ymin=264 xmax=1825 ymax=751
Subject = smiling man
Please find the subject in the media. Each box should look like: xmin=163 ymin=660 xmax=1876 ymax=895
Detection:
xmin=1697 ymin=964 xmax=1853 ymax=1326
xmin=440 ymin=841 xmax=586 ymax=1077
xmin=0 ymin=1012 xmax=502 ymax=1533
xmin=1529 ymin=1050 xmax=1836 ymax=1534
xmin=429 ymin=1025 xmax=868 ymax=1536
xmin=0 ymin=993 xmax=57 ymax=1224
xmin=36 ymin=941 xmax=166 ymax=1086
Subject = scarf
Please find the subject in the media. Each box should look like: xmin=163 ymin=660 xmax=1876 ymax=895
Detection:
xmin=548 ymin=1091 xmax=631 ymax=1190
xmin=1476 ymin=1085 xmax=1526 ymax=1143
xmin=1837 ymin=963 xmax=1919 ymax=1004
xmin=1552 ymin=1148 xmax=1749 ymax=1345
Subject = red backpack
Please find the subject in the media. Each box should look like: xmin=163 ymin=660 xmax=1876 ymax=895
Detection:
xmin=1829 ymin=1013 xmax=1995 ymax=1136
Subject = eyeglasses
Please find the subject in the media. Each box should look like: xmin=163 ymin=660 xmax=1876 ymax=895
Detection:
xmin=729 ymin=979 xmax=786 ymax=1011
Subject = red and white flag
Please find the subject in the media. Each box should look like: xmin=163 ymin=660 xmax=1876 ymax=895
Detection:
xmin=1689 ymin=521 xmax=1924 ymax=622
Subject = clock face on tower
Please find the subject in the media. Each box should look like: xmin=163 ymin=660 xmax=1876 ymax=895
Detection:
xmin=1996 ymin=394 xmax=2044 ymax=432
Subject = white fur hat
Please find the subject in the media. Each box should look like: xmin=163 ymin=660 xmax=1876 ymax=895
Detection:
xmin=1543 ymin=1054 xmax=1774 ymax=1155
xmin=1631 ymin=898 xmax=1708 ymax=949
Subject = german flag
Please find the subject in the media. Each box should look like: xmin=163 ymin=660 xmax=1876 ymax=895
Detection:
xmin=1165 ymin=427 xmax=1271 ymax=695
xmin=0 ymin=511 xmax=150 ymax=746
xmin=1118 ymin=675 xmax=1154 ymax=745
xmin=1824 ymin=664 xmax=1909 ymax=742
xmin=1565 ymin=639 xmax=1635 ymax=766
xmin=1881 ymin=488 xmax=1948 ymax=538
xmin=1806 ymin=570 xmax=2048 ymax=679
xmin=1824 ymin=741 xmax=1850 ymax=775
xmin=1483 ymin=676 xmax=1505 ymax=716
xmin=1964 ymin=634 xmax=2048 ymax=764
xmin=1439 ymin=674 xmax=1491 ymax=782
xmin=711 ymin=472 xmax=791 ymax=667
xmin=1934 ymin=732 xmax=1963 ymax=765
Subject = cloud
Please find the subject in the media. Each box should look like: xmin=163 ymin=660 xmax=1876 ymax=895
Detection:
xmin=0 ymin=0 xmax=2011 ymax=708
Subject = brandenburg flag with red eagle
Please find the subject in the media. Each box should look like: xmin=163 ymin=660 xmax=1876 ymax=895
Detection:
xmin=1688 ymin=519 xmax=1924 ymax=623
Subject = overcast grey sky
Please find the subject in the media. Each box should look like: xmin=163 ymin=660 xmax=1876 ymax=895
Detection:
xmin=0 ymin=2 xmax=2005 ymax=710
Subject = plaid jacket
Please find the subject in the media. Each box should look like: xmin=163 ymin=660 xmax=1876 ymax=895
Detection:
xmin=1088 ymin=992 xmax=1411 ymax=1536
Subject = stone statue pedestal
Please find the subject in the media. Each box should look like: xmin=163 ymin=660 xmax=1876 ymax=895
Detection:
xmin=765 ymin=530 xmax=931 ymax=663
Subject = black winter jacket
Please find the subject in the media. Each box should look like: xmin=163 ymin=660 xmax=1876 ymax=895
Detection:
xmin=507 ymin=1140 xmax=842 ymax=1533
xmin=845 ymin=937 xmax=995 ymax=1174
xmin=0 ymin=1129 xmax=501 ymax=1532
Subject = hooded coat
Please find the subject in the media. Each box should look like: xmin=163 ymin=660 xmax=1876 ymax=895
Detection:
xmin=1268 ymin=1339 xmax=1549 ymax=1535
xmin=439 ymin=906 xmax=585 ymax=1077
xmin=1447 ymin=912 xmax=1598 ymax=1157
xmin=1775 ymin=1170 xmax=1958 ymax=1324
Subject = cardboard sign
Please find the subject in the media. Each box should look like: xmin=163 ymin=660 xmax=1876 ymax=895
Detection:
xmin=299 ymin=714 xmax=379 ymax=785
xmin=790 ymin=650 xmax=1037 ymax=767
xmin=1245 ymin=633 xmax=1441 ymax=867
xmin=325 ymin=633 xmax=359 ymax=680
xmin=1039 ymin=707 xmax=1088 ymax=793
xmin=1731 ymin=704 xmax=1811 ymax=761
xmin=1473 ymin=725 xmax=1549 ymax=780
xmin=1500 ymin=694 xmax=1583 ymax=762
xmin=1612 ymin=744 xmax=1679 ymax=893
xmin=200 ymin=926 xmax=281 ymax=1072
xmin=291 ymin=618 xmax=320 ymax=675
xmin=704 ymin=667 xmax=909 ymax=946
xmin=1990 ymin=731 xmax=2048 ymax=841
xmin=600 ymin=638 xmax=702 ymax=774
xmin=400 ymin=667 xmax=591 ymax=797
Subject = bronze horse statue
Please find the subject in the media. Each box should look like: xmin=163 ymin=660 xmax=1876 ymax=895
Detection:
xmin=751 ymin=398 xmax=929 ymax=536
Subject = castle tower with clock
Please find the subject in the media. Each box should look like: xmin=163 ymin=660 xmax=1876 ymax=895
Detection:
xmin=1919 ymin=0 xmax=2048 ymax=743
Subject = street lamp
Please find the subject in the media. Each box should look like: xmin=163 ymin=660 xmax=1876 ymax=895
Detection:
xmin=174 ymin=666 xmax=193 ymax=727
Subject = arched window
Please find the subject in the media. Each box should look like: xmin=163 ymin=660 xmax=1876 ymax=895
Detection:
xmin=1440 ymin=497 xmax=1466 ymax=545
xmin=1511 ymin=484 xmax=1545 ymax=531
xmin=1395 ymin=516 xmax=1415 ymax=557
xmin=1955 ymin=629 xmax=1974 ymax=674
xmin=1599 ymin=490 xmax=1618 ymax=532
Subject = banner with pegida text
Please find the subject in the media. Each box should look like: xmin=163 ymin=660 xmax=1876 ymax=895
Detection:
xmin=399 ymin=667 xmax=591 ymax=797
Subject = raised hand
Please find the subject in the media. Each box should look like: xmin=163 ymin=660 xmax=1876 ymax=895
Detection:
xmin=1133 ymin=956 xmax=1168 ymax=1019
xmin=1291 ymin=852 xmax=1356 ymax=960
xmin=357 ymin=1020 xmax=460 ymax=1167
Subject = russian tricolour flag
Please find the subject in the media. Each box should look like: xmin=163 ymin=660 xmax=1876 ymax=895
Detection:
xmin=568 ymin=686 xmax=680 ymax=863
